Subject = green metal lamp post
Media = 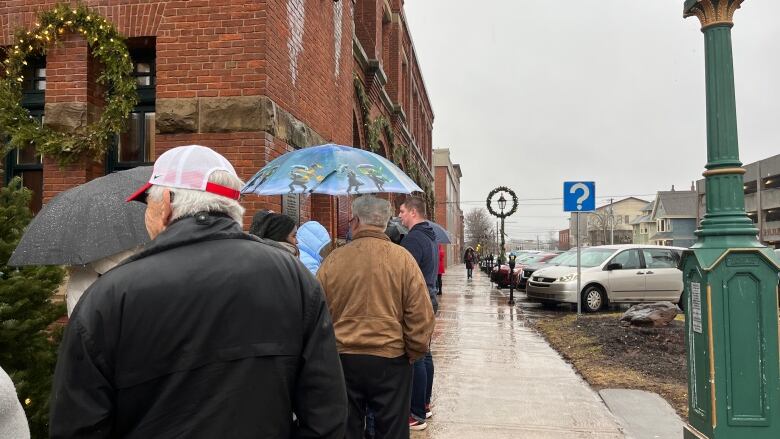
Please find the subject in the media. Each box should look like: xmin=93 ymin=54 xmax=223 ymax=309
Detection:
xmin=681 ymin=1 xmax=780 ymax=438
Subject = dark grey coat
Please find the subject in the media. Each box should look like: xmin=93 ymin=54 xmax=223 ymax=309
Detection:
xmin=50 ymin=213 xmax=347 ymax=439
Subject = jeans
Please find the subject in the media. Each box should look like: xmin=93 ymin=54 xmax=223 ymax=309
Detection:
xmin=410 ymin=287 xmax=437 ymax=421
xmin=410 ymin=351 xmax=434 ymax=421
xmin=466 ymin=268 xmax=473 ymax=278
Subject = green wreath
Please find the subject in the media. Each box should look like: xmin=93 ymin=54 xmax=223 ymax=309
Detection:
xmin=486 ymin=186 xmax=518 ymax=218
xmin=0 ymin=3 xmax=137 ymax=164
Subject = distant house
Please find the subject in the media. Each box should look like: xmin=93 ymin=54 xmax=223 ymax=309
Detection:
xmin=569 ymin=197 xmax=648 ymax=246
xmin=630 ymin=201 xmax=656 ymax=245
xmin=648 ymin=190 xmax=698 ymax=247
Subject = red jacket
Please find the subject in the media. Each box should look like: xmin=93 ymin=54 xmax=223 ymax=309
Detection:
xmin=438 ymin=245 xmax=446 ymax=274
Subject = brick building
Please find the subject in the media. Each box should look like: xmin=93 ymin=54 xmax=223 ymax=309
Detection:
xmin=558 ymin=228 xmax=570 ymax=250
xmin=433 ymin=148 xmax=463 ymax=267
xmin=2 ymin=0 xmax=433 ymax=238
xmin=352 ymin=0 xmax=434 ymax=219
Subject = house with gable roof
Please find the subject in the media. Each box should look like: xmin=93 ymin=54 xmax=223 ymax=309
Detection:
xmin=647 ymin=189 xmax=698 ymax=247
xmin=630 ymin=200 xmax=657 ymax=244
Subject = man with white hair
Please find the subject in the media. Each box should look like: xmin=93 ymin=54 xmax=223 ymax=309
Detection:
xmin=316 ymin=195 xmax=435 ymax=439
xmin=50 ymin=145 xmax=347 ymax=438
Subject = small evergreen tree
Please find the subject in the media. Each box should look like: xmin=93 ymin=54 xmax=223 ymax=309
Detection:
xmin=0 ymin=177 xmax=65 ymax=438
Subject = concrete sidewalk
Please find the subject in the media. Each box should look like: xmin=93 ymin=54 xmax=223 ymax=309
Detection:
xmin=412 ymin=266 xmax=624 ymax=438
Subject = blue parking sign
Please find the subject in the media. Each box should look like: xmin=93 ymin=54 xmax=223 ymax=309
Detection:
xmin=563 ymin=182 xmax=595 ymax=212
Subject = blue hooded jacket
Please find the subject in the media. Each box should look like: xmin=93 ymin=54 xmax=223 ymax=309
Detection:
xmin=297 ymin=221 xmax=331 ymax=274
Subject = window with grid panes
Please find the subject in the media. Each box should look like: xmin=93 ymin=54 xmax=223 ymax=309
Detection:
xmin=4 ymin=56 xmax=45 ymax=213
xmin=107 ymin=44 xmax=155 ymax=172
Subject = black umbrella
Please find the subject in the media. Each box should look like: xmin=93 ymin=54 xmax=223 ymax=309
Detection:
xmin=8 ymin=166 xmax=152 ymax=266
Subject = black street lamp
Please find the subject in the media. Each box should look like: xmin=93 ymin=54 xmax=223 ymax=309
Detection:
xmin=497 ymin=194 xmax=506 ymax=264
xmin=486 ymin=186 xmax=518 ymax=303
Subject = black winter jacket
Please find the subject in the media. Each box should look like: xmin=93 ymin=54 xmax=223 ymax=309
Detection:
xmin=50 ymin=213 xmax=347 ymax=439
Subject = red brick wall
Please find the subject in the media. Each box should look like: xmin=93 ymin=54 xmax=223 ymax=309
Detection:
xmin=44 ymin=33 xmax=87 ymax=104
xmin=353 ymin=0 xmax=434 ymax=193
xmin=265 ymin=0 xmax=353 ymax=144
xmin=434 ymin=166 xmax=447 ymax=227
xmin=2 ymin=0 xmax=357 ymax=236
xmin=559 ymin=229 xmax=570 ymax=250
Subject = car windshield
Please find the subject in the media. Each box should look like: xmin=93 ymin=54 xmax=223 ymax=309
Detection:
xmin=525 ymin=253 xmax=555 ymax=264
xmin=557 ymin=248 xmax=615 ymax=267
xmin=549 ymin=251 xmax=577 ymax=265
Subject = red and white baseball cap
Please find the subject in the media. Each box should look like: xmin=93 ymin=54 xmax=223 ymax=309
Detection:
xmin=127 ymin=145 xmax=241 ymax=202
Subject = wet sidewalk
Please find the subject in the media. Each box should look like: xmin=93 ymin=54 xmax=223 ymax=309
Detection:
xmin=413 ymin=266 xmax=624 ymax=438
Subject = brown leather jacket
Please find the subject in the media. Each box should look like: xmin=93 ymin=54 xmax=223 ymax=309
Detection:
xmin=316 ymin=229 xmax=435 ymax=361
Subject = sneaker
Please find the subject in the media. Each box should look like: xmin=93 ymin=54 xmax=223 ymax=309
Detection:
xmin=409 ymin=416 xmax=427 ymax=431
xmin=425 ymin=404 xmax=433 ymax=419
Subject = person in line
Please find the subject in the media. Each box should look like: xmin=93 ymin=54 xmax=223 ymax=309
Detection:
xmin=464 ymin=247 xmax=476 ymax=280
xmin=398 ymin=197 xmax=438 ymax=430
xmin=64 ymin=246 xmax=141 ymax=317
xmin=50 ymin=145 xmax=347 ymax=438
xmin=436 ymin=244 xmax=445 ymax=295
xmin=249 ymin=211 xmax=299 ymax=256
xmin=0 ymin=365 xmax=29 ymax=439
xmin=297 ymin=220 xmax=332 ymax=274
xmin=317 ymin=195 xmax=434 ymax=439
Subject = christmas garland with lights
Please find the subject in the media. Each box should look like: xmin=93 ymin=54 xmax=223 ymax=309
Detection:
xmin=0 ymin=4 xmax=137 ymax=164
xmin=486 ymin=186 xmax=518 ymax=218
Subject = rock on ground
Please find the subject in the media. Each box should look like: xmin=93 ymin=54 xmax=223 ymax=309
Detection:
xmin=620 ymin=302 xmax=679 ymax=327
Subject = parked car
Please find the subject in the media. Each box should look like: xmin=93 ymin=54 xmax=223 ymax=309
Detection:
xmin=525 ymin=244 xmax=685 ymax=312
xmin=509 ymin=252 xmax=561 ymax=286
xmin=491 ymin=253 xmax=540 ymax=288
xmin=518 ymin=250 xmax=576 ymax=291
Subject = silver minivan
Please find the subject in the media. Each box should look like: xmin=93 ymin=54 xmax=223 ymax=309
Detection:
xmin=525 ymin=244 xmax=685 ymax=312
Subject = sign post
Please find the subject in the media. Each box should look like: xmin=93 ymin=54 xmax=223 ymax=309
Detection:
xmin=563 ymin=181 xmax=595 ymax=316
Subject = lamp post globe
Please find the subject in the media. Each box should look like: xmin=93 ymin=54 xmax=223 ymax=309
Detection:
xmin=498 ymin=193 xmax=507 ymax=212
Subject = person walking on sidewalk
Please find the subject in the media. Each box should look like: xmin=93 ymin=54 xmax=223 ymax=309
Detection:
xmin=436 ymin=244 xmax=445 ymax=295
xmin=317 ymin=195 xmax=434 ymax=439
xmin=50 ymin=145 xmax=347 ymax=438
xmin=464 ymin=247 xmax=476 ymax=279
xmin=398 ymin=197 xmax=438 ymax=430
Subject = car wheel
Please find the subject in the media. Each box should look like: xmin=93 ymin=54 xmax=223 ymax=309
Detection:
xmin=582 ymin=286 xmax=606 ymax=312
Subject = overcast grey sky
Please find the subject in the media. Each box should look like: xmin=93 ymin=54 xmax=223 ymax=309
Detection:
xmin=404 ymin=1 xmax=780 ymax=240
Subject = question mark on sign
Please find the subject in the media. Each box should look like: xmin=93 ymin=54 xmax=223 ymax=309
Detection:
xmin=570 ymin=183 xmax=590 ymax=210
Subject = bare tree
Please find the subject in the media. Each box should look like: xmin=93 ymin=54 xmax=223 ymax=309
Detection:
xmin=546 ymin=230 xmax=558 ymax=250
xmin=587 ymin=211 xmax=613 ymax=246
xmin=464 ymin=208 xmax=494 ymax=254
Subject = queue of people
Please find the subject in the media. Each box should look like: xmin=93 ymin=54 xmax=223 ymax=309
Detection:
xmin=42 ymin=145 xmax=441 ymax=439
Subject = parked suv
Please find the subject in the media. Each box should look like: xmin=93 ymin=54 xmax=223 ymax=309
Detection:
xmin=525 ymin=244 xmax=685 ymax=312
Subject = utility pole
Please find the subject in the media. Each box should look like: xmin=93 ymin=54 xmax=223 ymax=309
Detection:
xmin=609 ymin=197 xmax=614 ymax=245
